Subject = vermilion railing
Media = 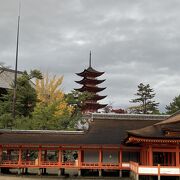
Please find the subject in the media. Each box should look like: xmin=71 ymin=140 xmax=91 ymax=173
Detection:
xmin=81 ymin=162 xmax=99 ymax=167
xmin=22 ymin=161 xmax=35 ymax=166
xmin=130 ymin=161 xmax=180 ymax=176
xmin=1 ymin=160 xmax=18 ymax=165
xmin=41 ymin=161 xmax=58 ymax=166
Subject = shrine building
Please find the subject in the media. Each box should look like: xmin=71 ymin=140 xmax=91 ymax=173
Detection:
xmin=0 ymin=56 xmax=179 ymax=180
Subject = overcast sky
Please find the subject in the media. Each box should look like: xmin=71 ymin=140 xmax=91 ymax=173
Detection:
xmin=1 ymin=0 xmax=180 ymax=112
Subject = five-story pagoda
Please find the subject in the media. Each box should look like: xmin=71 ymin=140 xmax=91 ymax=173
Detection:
xmin=75 ymin=52 xmax=107 ymax=114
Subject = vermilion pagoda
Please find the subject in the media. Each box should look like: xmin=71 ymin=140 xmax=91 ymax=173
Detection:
xmin=75 ymin=52 xmax=107 ymax=113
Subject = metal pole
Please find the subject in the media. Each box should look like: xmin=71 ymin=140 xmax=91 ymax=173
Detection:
xmin=12 ymin=2 xmax=21 ymax=119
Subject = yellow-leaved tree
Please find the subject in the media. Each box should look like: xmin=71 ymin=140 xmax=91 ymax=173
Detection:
xmin=32 ymin=74 xmax=74 ymax=130
xmin=36 ymin=74 xmax=73 ymax=116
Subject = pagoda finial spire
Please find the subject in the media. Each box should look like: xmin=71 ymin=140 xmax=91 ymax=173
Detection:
xmin=89 ymin=50 xmax=92 ymax=67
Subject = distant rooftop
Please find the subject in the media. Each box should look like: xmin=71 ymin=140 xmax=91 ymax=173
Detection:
xmin=0 ymin=68 xmax=23 ymax=89
xmin=0 ymin=68 xmax=34 ymax=89
xmin=91 ymin=113 xmax=169 ymax=121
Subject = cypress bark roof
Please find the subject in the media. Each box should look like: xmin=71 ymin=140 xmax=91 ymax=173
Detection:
xmin=0 ymin=114 xmax=167 ymax=145
xmin=126 ymin=111 xmax=180 ymax=139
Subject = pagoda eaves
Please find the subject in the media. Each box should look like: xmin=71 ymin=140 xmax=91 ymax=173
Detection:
xmin=75 ymin=85 xmax=106 ymax=93
xmin=75 ymin=51 xmax=107 ymax=113
xmin=76 ymin=67 xmax=104 ymax=78
xmin=75 ymin=78 xmax=105 ymax=85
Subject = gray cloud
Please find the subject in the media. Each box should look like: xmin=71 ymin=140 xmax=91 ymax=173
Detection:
xmin=1 ymin=0 xmax=180 ymax=112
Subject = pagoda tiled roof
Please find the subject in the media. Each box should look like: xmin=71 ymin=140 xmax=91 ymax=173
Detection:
xmin=75 ymin=85 xmax=106 ymax=93
xmin=75 ymin=78 xmax=105 ymax=85
xmin=76 ymin=67 xmax=104 ymax=77
xmin=91 ymin=94 xmax=107 ymax=101
xmin=82 ymin=102 xmax=107 ymax=110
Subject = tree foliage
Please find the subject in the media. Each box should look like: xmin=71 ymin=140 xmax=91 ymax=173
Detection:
xmin=166 ymin=95 xmax=180 ymax=114
xmin=35 ymin=74 xmax=73 ymax=116
xmin=0 ymin=70 xmax=42 ymax=117
xmin=0 ymin=70 xmax=98 ymax=130
xmin=129 ymin=83 xmax=159 ymax=114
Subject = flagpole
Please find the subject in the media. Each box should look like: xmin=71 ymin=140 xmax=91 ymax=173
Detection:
xmin=12 ymin=1 xmax=21 ymax=119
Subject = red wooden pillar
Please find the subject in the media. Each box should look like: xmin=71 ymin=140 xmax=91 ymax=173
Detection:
xmin=58 ymin=147 xmax=62 ymax=166
xmin=176 ymin=146 xmax=179 ymax=166
xmin=7 ymin=149 xmax=11 ymax=160
xmin=99 ymin=148 xmax=102 ymax=167
xmin=18 ymin=146 xmax=22 ymax=166
xmin=38 ymin=146 xmax=42 ymax=166
xmin=81 ymin=150 xmax=84 ymax=162
xmin=142 ymin=147 xmax=145 ymax=165
xmin=78 ymin=148 xmax=82 ymax=167
xmin=26 ymin=150 xmax=29 ymax=161
xmin=172 ymin=152 xmax=175 ymax=166
xmin=44 ymin=150 xmax=47 ymax=161
xmin=140 ymin=148 xmax=143 ymax=165
xmin=148 ymin=145 xmax=153 ymax=166
xmin=168 ymin=152 xmax=171 ymax=166
xmin=0 ymin=145 xmax=2 ymax=163
xmin=145 ymin=148 xmax=147 ymax=165
xmin=119 ymin=149 xmax=122 ymax=167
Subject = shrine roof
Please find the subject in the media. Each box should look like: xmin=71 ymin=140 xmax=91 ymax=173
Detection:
xmin=127 ymin=111 xmax=180 ymax=139
xmin=0 ymin=113 xmax=168 ymax=145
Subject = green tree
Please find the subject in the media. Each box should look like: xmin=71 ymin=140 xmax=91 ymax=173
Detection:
xmin=129 ymin=83 xmax=159 ymax=114
xmin=166 ymin=95 xmax=180 ymax=114
xmin=0 ymin=70 xmax=42 ymax=118
xmin=65 ymin=90 xmax=92 ymax=115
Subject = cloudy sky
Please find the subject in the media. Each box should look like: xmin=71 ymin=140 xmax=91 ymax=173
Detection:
xmin=1 ymin=0 xmax=180 ymax=112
